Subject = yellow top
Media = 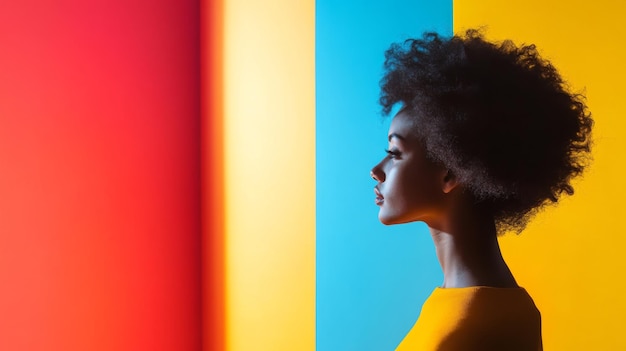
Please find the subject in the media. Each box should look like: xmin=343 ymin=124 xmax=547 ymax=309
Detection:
xmin=396 ymin=287 xmax=542 ymax=351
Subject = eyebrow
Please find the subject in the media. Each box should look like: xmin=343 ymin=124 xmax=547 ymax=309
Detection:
xmin=388 ymin=133 xmax=406 ymax=141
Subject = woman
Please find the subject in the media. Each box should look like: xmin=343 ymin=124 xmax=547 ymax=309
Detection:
xmin=371 ymin=30 xmax=592 ymax=350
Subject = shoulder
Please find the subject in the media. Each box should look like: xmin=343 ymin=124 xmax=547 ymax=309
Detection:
xmin=396 ymin=287 xmax=542 ymax=351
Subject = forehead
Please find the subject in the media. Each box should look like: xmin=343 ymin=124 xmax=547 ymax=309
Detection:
xmin=388 ymin=110 xmax=417 ymax=139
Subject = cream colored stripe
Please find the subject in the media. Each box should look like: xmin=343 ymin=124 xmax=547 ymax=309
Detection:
xmin=224 ymin=1 xmax=315 ymax=350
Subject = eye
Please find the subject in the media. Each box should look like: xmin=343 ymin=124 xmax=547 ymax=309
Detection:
xmin=385 ymin=148 xmax=401 ymax=159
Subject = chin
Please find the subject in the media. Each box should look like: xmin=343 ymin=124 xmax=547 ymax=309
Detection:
xmin=378 ymin=209 xmax=424 ymax=225
xmin=378 ymin=213 xmax=410 ymax=226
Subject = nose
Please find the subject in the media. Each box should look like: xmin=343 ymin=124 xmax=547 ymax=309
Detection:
xmin=370 ymin=162 xmax=385 ymax=182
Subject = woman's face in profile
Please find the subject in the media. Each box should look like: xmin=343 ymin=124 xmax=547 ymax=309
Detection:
xmin=371 ymin=111 xmax=447 ymax=225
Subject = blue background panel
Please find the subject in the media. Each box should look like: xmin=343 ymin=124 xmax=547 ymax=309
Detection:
xmin=316 ymin=1 xmax=452 ymax=350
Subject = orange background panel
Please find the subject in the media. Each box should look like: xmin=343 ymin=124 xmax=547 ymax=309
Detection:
xmin=202 ymin=0 xmax=225 ymax=349
xmin=455 ymin=0 xmax=626 ymax=349
xmin=0 ymin=1 xmax=201 ymax=350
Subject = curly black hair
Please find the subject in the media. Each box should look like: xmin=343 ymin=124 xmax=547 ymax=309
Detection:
xmin=380 ymin=30 xmax=593 ymax=233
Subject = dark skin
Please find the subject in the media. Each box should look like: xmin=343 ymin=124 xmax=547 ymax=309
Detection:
xmin=429 ymin=191 xmax=518 ymax=288
xmin=371 ymin=111 xmax=518 ymax=288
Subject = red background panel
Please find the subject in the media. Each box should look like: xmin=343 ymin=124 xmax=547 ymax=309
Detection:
xmin=0 ymin=1 xmax=201 ymax=350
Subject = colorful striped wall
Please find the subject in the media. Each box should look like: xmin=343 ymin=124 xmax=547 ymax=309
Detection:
xmin=2 ymin=1 xmax=625 ymax=350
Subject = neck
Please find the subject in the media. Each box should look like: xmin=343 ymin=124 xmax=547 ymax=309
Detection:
xmin=428 ymin=208 xmax=518 ymax=289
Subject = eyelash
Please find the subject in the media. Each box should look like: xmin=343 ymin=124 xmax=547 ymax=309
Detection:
xmin=385 ymin=149 xmax=400 ymax=159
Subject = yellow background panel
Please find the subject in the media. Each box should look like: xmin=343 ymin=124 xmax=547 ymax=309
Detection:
xmin=224 ymin=1 xmax=315 ymax=350
xmin=455 ymin=1 xmax=626 ymax=349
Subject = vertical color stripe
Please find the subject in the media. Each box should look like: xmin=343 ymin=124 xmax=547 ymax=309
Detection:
xmin=0 ymin=1 xmax=201 ymax=350
xmin=202 ymin=0 xmax=225 ymax=350
xmin=454 ymin=1 xmax=626 ymax=349
xmin=316 ymin=1 xmax=451 ymax=350
xmin=223 ymin=1 xmax=316 ymax=350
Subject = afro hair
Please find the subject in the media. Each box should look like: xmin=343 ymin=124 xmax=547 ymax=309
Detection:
xmin=379 ymin=30 xmax=593 ymax=233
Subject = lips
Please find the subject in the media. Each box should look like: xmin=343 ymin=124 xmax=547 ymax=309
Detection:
xmin=374 ymin=188 xmax=384 ymax=206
